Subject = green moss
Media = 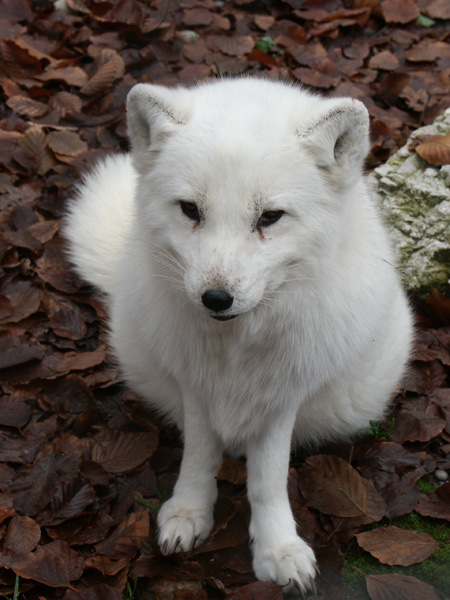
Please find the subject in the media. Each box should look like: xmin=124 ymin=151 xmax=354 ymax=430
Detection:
xmin=417 ymin=477 xmax=436 ymax=494
xmin=344 ymin=513 xmax=450 ymax=599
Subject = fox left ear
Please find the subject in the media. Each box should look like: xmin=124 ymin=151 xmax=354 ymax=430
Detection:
xmin=126 ymin=83 xmax=190 ymax=172
xmin=298 ymin=98 xmax=370 ymax=182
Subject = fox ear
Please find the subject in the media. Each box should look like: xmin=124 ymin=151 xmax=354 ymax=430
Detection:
xmin=126 ymin=84 xmax=189 ymax=171
xmin=298 ymin=98 xmax=370 ymax=182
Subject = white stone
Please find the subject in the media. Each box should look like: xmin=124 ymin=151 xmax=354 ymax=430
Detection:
xmin=369 ymin=109 xmax=450 ymax=296
xmin=434 ymin=469 xmax=449 ymax=482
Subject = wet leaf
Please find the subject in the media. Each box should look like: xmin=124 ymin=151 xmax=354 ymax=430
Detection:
xmin=365 ymin=573 xmax=440 ymax=600
xmin=95 ymin=510 xmax=149 ymax=559
xmin=416 ymin=482 xmax=450 ymax=520
xmin=92 ymin=429 xmax=158 ymax=473
xmin=356 ymin=525 xmax=438 ymax=566
xmin=7 ymin=95 xmax=48 ymax=118
xmin=0 ymin=397 xmax=32 ymax=428
xmin=298 ymin=455 xmax=386 ymax=521
xmin=380 ymin=0 xmax=420 ymax=23
xmin=19 ymin=126 xmax=55 ymax=175
xmin=415 ymin=134 xmax=450 ymax=166
xmin=226 ymin=581 xmax=283 ymax=599
xmin=7 ymin=545 xmax=71 ymax=587
xmin=46 ymin=130 xmax=88 ymax=158
xmin=4 ymin=516 xmax=41 ymax=554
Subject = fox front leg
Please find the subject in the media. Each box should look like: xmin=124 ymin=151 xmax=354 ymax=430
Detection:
xmin=157 ymin=394 xmax=223 ymax=554
xmin=246 ymin=411 xmax=317 ymax=595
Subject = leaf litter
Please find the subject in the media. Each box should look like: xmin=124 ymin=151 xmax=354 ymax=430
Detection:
xmin=1 ymin=0 xmax=450 ymax=598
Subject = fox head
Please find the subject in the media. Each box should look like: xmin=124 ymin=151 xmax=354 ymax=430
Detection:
xmin=126 ymin=79 xmax=370 ymax=321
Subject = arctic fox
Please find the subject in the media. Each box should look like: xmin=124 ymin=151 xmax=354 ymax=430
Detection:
xmin=65 ymin=78 xmax=413 ymax=594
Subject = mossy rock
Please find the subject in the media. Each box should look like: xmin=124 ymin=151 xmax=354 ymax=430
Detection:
xmin=369 ymin=109 xmax=450 ymax=297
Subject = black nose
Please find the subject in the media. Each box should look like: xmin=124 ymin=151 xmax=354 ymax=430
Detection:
xmin=201 ymin=289 xmax=234 ymax=312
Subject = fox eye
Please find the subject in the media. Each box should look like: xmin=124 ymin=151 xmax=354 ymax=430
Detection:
xmin=179 ymin=201 xmax=200 ymax=222
xmin=257 ymin=210 xmax=284 ymax=229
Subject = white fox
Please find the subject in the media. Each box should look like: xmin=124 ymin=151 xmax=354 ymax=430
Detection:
xmin=65 ymin=78 xmax=413 ymax=594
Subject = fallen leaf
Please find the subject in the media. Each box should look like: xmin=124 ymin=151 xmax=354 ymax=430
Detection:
xmin=95 ymin=510 xmax=149 ymax=559
xmin=92 ymin=429 xmax=158 ymax=473
xmin=37 ymin=67 xmax=88 ymax=87
xmin=46 ymin=130 xmax=88 ymax=158
xmin=406 ymin=40 xmax=450 ymax=62
xmin=183 ymin=8 xmax=214 ymax=27
xmin=365 ymin=573 xmax=440 ymax=600
xmin=3 ymin=516 xmax=41 ymax=554
xmin=7 ymin=95 xmax=48 ymax=118
xmin=298 ymin=455 xmax=386 ymax=521
xmin=368 ymin=50 xmax=399 ymax=70
xmin=415 ymin=134 xmax=450 ymax=166
xmin=356 ymin=525 xmax=438 ymax=566
xmin=416 ymin=482 xmax=450 ymax=520
xmin=207 ymin=35 xmax=254 ymax=57
xmin=226 ymin=581 xmax=283 ymax=599
xmin=380 ymin=0 xmax=420 ymax=23
xmin=0 ymin=334 xmax=44 ymax=370
xmin=7 ymin=545 xmax=71 ymax=587
xmin=0 ymin=397 xmax=32 ymax=428
xmin=19 ymin=125 xmax=55 ymax=175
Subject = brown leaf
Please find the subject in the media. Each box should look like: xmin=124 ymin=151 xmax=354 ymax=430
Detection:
xmin=47 ymin=511 xmax=115 ymax=545
xmin=226 ymin=581 xmax=283 ymax=599
xmin=406 ymin=40 xmax=450 ymax=62
xmin=43 ymin=540 xmax=84 ymax=581
xmin=132 ymin=554 xmax=205 ymax=580
xmin=416 ymin=482 xmax=450 ymax=521
xmin=415 ymin=134 xmax=450 ymax=167
xmin=426 ymin=0 xmax=450 ymax=19
xmin=356 ymin=525 xmax=438 ymax=566
xmin=8 ymin=545 xmax=70 ymax=587
xmin=57 ymin=348 xmax=106 ymax=372
xmin=43 ymin=478 xmax=96 ymax=526
xmin=0 ymin=0 xmax=32 ymax=20
xmin=95 ymin=510 xmax=149 ymax=559
xmin=365 ymin=573 xmax=440 ymax=600
xmin=0 ymin=334 xmax=44 ymax=370
xmin=46 ymin=130 xmax=88 ymax=158
xmin=35 ymin=236 xmax=80 ymax=294
xmin=19 ymin=125 xmax=55 ymax=175
xmin=207 ymin=35 xmax=254 ymax=57
xmin=49 ymin=91 xmax=82 ymax=118
xmin=380 ymin=0 xmax=419 ymax=23
xmin=254 ymin=15 xmax=275 ymax=30
xmin=217 ymin=456 xmax=247 ymax=485
xmin=183 ymin=8 xmax=214 ymax=27
xmin=92 ymin=429 xmax=158 ymax=473
xmin=7 ymin=95 xmax=48 ymax=118
xmin=391 ymin=403 xmax=446 ymax=443
xmin=0 ymin=281 xmax=42 ymax=325
xmin=64 ymin=583 xmax=122 ymax=600
xmin=37 ymin=66 xmax=88 ymax=87
xmin=368 ymin=50 xmax=399 ymax=70
xmin=0 ymin=397 xmax=32 ymax=428
xmin=85 ymin=554 xmax=130 ymax=576
xmin=298 ymin=455 xmax=386 ymax=521
xmin=80 ymin=60 xmax=117 ymax=96
xmin=4 ymin=516 xmax=41 ymax=554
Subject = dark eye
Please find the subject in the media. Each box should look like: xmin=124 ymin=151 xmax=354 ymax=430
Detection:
xmin=257 ymin=210 xmax=284 ymax=229
xmin=180 ymin=201 xmax=200 ymax=222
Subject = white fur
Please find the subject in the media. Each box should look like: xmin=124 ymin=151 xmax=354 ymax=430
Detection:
xmin=65 ymin=78 xmax=413 ymax=594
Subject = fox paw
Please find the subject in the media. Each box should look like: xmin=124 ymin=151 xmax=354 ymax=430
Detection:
xmin=157 ymin=498 xmax=214 ymax=555
xmin=252 ymin=537 xmax=317 ymax=595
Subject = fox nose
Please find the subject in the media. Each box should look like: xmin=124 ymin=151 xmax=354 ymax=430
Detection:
xmin=202 ymin=289 xmax=234 ymax=312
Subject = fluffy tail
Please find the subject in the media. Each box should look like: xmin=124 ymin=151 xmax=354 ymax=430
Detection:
xmin=64 ymin=153 xmax=136 ymax=297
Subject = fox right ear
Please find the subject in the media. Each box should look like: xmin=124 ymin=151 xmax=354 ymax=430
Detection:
xmin=126 ymin=84 xmax=189 ymax=171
